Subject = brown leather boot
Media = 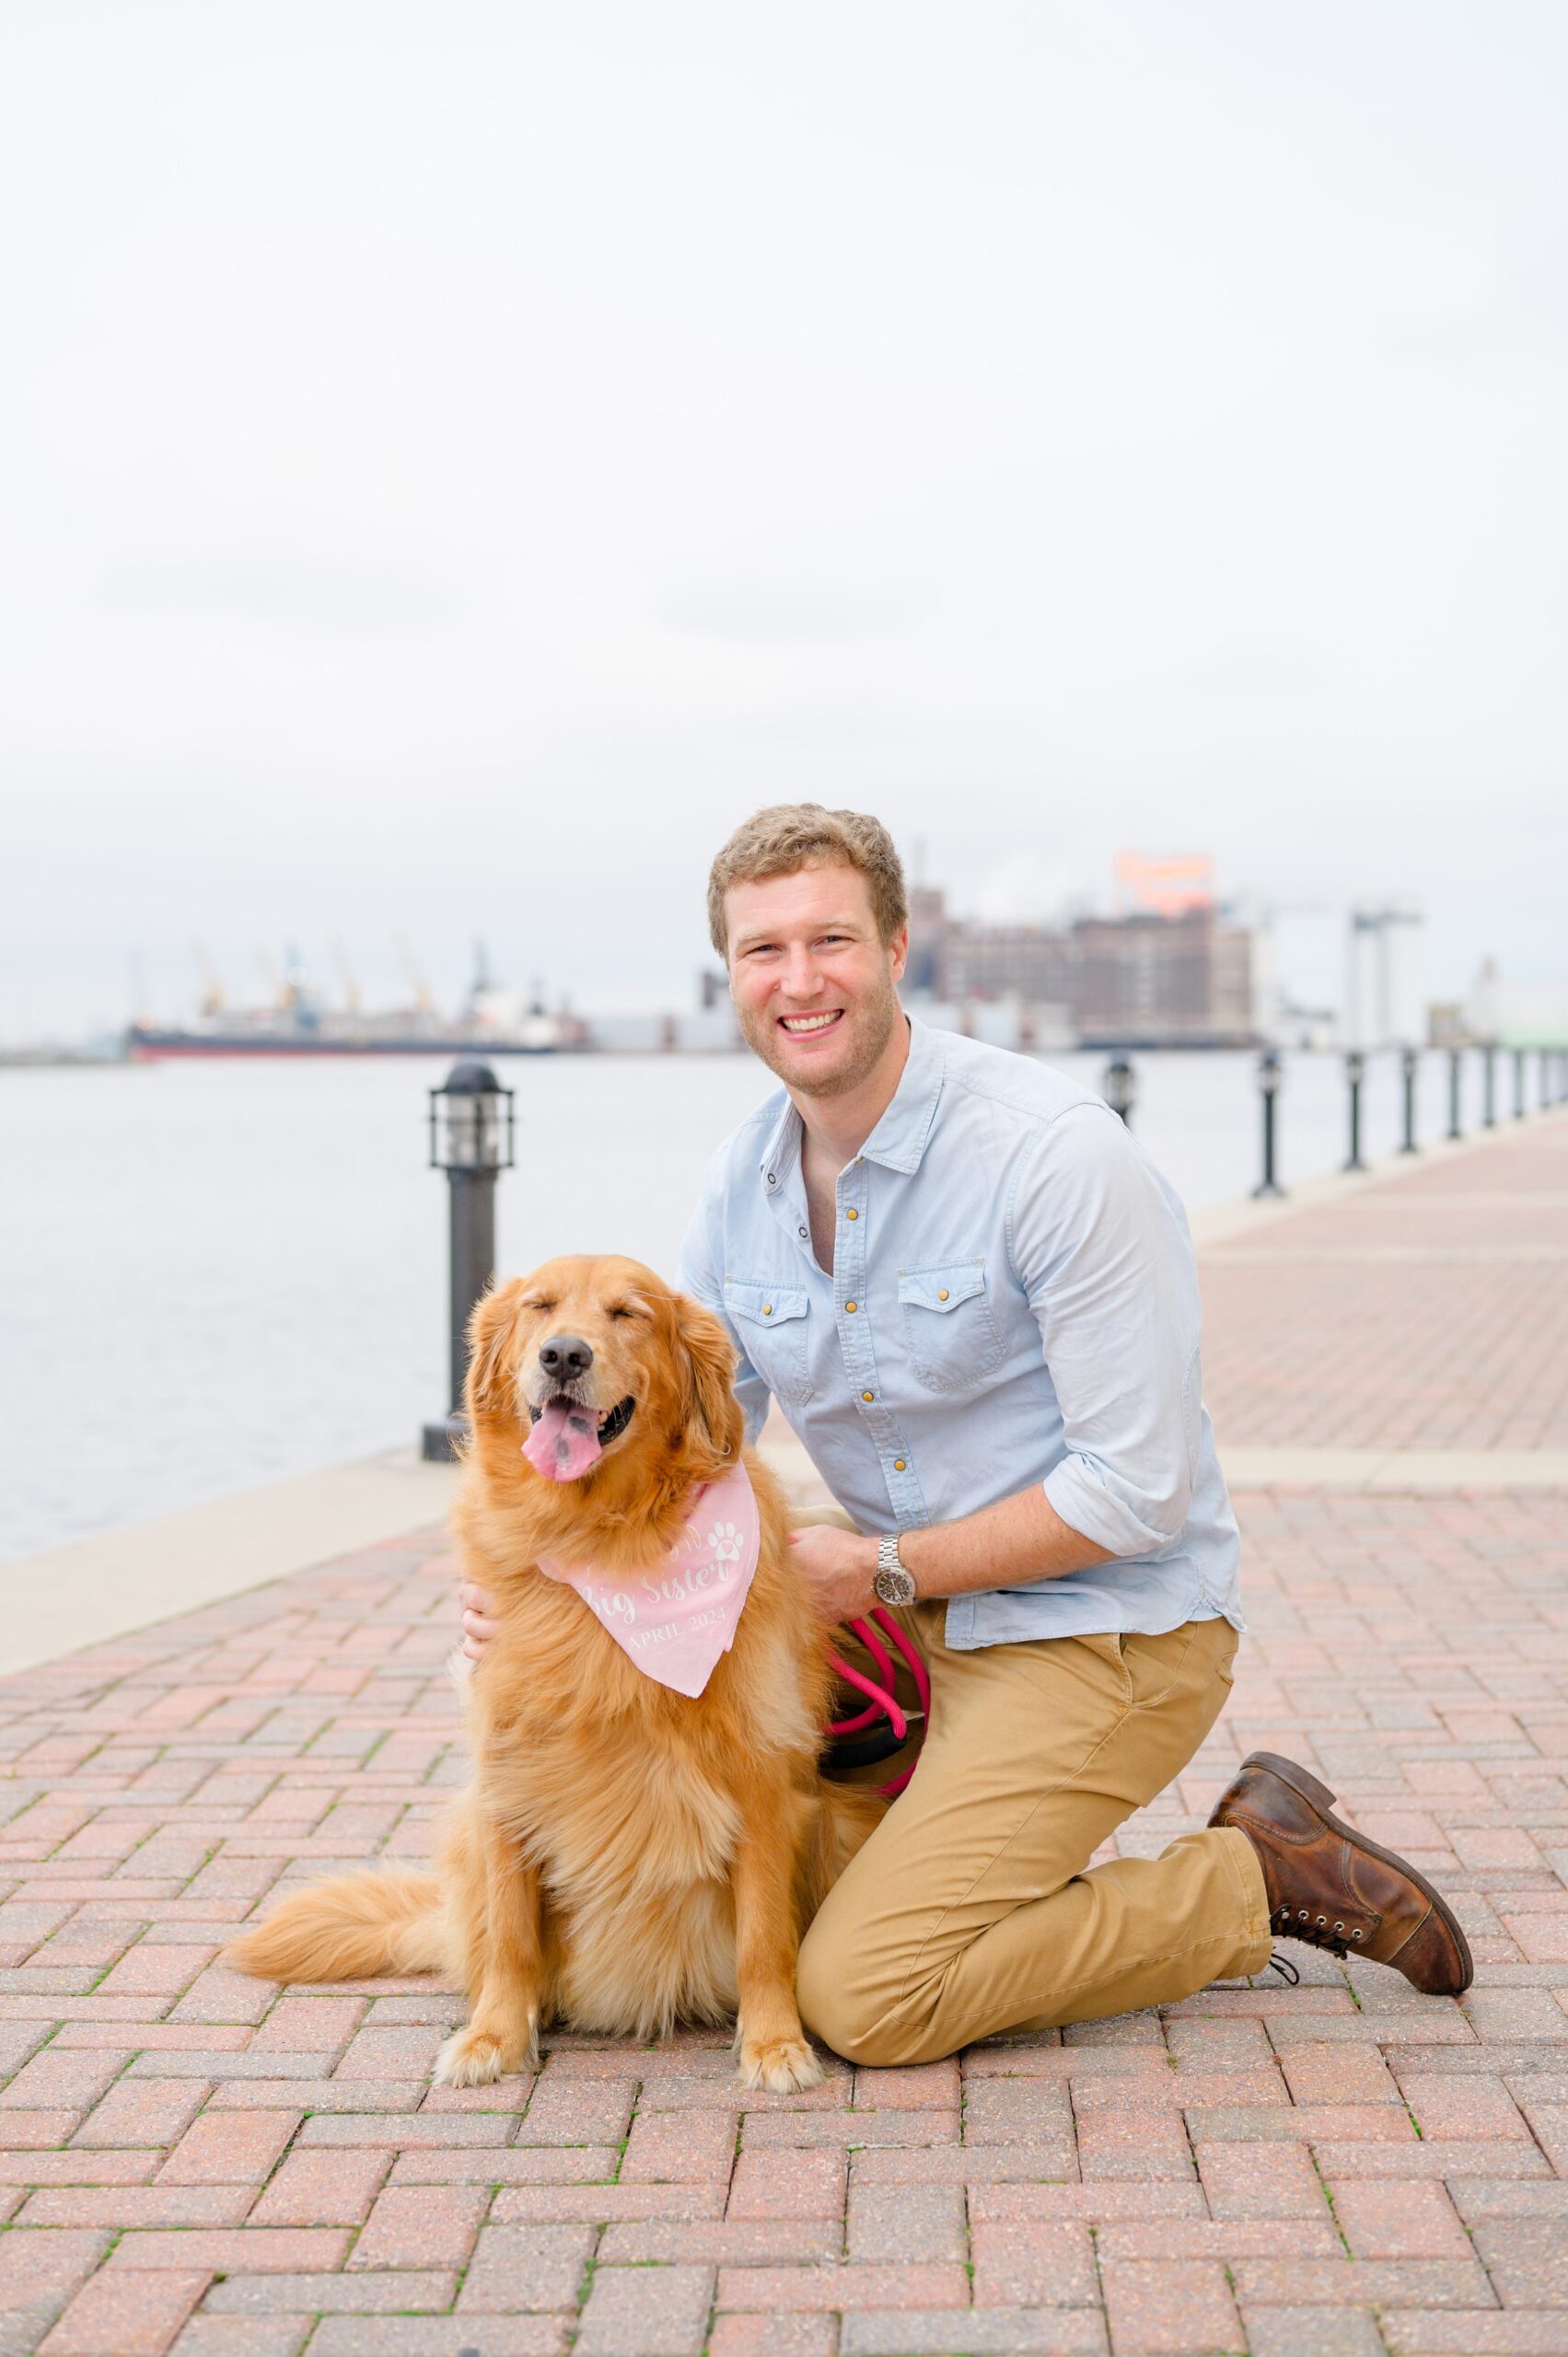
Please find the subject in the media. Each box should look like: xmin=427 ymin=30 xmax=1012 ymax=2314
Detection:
xmin=1209 ymin=1751 xmax=1473 ymax=1997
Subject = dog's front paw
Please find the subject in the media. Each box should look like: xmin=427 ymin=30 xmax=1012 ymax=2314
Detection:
xmin=436 ymin=2021 xmax=538 ymax=2087
xmin=738 ymin=2032 xmax=824 ymax=2094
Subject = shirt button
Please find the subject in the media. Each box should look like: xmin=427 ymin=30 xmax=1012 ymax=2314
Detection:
xmin=844 ymin=1301 xmax=857 ymax=1313
xmin=798 ymin=1226 xmax=807 ymax=1238
xmin=861 ymin=1389 xmax=874 ymax=1403
xmin=893 ymin=1458 xmax=906 ymax=1471
xmin=766 ymin=1172 xmax=777 ymax=1187
xmin=937 ymin=1288 xmax=949 ymax=1302
xmin=762 ymin=1305 xmax=772 ymax=1317
xmin=845 ymin=1208 xmax=858 ymax=1221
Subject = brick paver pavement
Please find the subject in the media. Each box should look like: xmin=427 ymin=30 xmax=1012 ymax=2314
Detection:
xmin=1201 ymin=1122 xmax=1568 ymax=1454
xmin=1 ymin=1113 xmax=1564 ymax=2355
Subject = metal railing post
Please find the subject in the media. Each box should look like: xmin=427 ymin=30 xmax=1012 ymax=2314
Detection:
xmin=1102 ymin=1055 xmax=1135 ymax=1128
xmin=1400 ymin=1046 xmax=1420 ymax=1154
xmin=1447 ymin=1047 xmax=1462 ymax=1142
xmin=1252 ymin=1051 xmax=1284 ymax=1199
xmin=1344 ymin=1051 xmax=1366 ymax=1172
xmin=422 ymin=1061 xmax=516 ymax=1462
xmin=1483 ymin=1043 xmax=1496 ymax=1128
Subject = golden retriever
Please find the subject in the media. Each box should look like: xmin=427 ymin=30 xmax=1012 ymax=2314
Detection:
xmin=226 ymin=1254 xmax=883 ymax=2092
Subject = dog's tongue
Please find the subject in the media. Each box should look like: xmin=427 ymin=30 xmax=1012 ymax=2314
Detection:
xmin=523 ymin=1400 xmax=603 ymax=1482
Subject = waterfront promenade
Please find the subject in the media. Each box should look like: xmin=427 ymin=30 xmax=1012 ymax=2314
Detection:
xmin=1 ymin=1115 xmax=1564 ymax=2356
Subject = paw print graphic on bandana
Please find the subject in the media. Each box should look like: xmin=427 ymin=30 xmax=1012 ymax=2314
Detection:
xmin=707 ymin=1519 xmax=743 ymax=1566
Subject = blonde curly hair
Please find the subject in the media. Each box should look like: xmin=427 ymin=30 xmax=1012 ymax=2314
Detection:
xmin=706 ymin=804 xmax=908 ymax=959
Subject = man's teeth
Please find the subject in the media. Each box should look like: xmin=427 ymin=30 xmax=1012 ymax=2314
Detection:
xmin=781 ymin=1012 xmax=842 ymax=1033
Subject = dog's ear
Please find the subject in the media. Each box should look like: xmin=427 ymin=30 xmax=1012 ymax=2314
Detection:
xmin=466 ymin=1281 xmax=524 ymax=1422
xmin=673 ymin=1294 xmax=744 ymax=1472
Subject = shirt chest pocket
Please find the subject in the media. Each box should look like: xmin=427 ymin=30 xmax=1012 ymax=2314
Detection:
xmin=725 ymin=1281 xmax=815 ymax=1408
xmin=898 ymin=1259 xmax=1005 ymax=1395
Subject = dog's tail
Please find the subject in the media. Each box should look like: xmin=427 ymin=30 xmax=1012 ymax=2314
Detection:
xmin=226 ymin=1871 xmax=447 ymax=1984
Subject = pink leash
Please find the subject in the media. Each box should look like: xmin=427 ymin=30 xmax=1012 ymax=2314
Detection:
xmin=825 ymin=1607 xmax=931 ymax=1797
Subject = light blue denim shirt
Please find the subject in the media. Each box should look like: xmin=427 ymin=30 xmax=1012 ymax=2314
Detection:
xmin=678 ymin=1016 xmax=1243 ymax=1649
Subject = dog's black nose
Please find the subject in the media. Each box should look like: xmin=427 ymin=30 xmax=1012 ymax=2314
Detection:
xmin=539 ymin=1334 xmax=594 ymax=1382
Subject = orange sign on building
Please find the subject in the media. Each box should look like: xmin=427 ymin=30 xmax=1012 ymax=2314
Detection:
xmin=1114 ymin=853 xmax=1214 ymax=919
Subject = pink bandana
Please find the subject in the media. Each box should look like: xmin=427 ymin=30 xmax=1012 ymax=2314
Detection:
xmin=535 ymin=1460 xmax=761 ymax=1699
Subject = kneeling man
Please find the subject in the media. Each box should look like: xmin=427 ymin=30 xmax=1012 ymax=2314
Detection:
xmin=464 ymin=803 xmax=1470 ymax=2064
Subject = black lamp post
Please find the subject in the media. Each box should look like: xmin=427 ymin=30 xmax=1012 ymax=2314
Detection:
xmin=1344 ymin=1051 xmax=1366 ymax=1172
xmin=422 ymin=1061 xmax=516 ymax=1462
xmin=1400 ymin=1046 xmax=1420 ymax=1155
xmin=1103 ymin=1055 xmax=1135 ymax=1128
xmin=1252 ymin=1051 xmax=1284 ymax=1199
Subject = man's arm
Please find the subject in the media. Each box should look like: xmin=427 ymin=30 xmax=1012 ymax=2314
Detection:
xmin=789 ymin=1105 xmax=1199 ymax=1622
xmin=1020 ymin=1103 xmax=1205 ymax=1561
xmin=789 ymin=1486 xmax=1111 ymax=1623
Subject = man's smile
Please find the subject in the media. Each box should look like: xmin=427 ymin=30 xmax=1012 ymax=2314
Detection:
xmin=779 ymin=1010 xmax=845 ymax=1035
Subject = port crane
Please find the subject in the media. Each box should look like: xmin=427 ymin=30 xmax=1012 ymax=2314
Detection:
xmin=252 ymin=944 xmax=287 ymax=1011
xmin=190 ymin=940 xmax=226 ymax=1017
xmin=393 ymin=933 xmax=437 ymax=1022
xmin=329 ymin=937 xmax=363 ymax=1016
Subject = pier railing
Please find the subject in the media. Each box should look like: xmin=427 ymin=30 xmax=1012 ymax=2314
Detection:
xmin=1100 ymin=1042 xmax=1568 ymax=1200
xmin=412 ymin=1041 xmax=1567 ymax=1443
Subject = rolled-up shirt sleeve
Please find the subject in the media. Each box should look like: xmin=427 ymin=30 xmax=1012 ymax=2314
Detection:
xmin=1008 ymin=1104 xmax=1204 ymax=1559
xmin=676 ymin=1179 xmax=772 ymax=1446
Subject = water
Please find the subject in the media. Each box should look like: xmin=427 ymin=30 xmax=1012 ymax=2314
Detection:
xmin=0 ymin=1045 xmax=1475 ymax=1563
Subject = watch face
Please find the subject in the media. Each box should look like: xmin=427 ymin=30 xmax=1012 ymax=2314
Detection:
xmin=874 ymin=1564 xmax=916 ymax=1607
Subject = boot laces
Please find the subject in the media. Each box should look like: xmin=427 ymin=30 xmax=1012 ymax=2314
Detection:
xmin=1271 ymin=1900 xmax=1365 ymax=1959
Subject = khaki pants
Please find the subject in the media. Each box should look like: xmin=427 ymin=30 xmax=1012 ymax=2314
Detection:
xmin=797 ymin=1599 xmax=1273 ymax=2066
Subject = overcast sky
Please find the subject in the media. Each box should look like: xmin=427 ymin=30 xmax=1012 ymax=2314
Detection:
xmin=2 ymin=0 xmax=1564 ymax=1039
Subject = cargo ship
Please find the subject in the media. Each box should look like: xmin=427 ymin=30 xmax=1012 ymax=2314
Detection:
xmin=125 ymin=944 xmax=591 ymax=1059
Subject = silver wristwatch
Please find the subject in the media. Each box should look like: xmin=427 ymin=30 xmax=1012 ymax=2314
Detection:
xmin=873 ymin=1533 xmax=917 ymax=1608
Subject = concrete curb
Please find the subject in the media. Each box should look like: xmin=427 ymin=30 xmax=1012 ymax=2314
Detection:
xmin=0 ymin=1448 xmax=459 ymax=1678
xmin=1223 ymin=1446 xmax=1568 ymax=1492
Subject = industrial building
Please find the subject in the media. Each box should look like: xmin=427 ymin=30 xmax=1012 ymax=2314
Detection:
xmin=905 ymin=880 xmax=1259 ymax=1049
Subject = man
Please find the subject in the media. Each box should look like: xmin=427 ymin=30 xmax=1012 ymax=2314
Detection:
xmin=463 ymin=804 xmax=1470 ymax=2066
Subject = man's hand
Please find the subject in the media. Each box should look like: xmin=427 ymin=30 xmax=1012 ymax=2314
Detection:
xmin=459 ymin=1580 xmax=500 ymax=1662
xmin=786 ymin=1526 xmax=879 ymax=1624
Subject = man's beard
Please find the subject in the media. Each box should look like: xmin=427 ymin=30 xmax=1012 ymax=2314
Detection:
xmin=736 ymin=966 xmax=902 ymax=1100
